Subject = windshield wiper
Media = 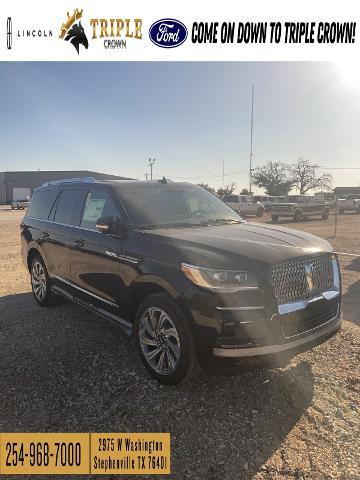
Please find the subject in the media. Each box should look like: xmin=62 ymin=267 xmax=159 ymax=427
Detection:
xmin=135 ymin=222 xmax=200 ymax=230
xmin=199 ymin=218 xmax=243 ymax=226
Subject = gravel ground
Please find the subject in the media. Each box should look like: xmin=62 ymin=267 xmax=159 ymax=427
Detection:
xmin=0 ymin=207 xmax=359 ymax=479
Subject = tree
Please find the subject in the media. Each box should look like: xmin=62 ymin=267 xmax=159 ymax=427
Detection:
xmin=217 ymin=183 xmax=236 ymax=198
xmin=252 ymin=162 xmax=293 ymax=196
xmin=240 ymin=188 xmax=249 ymax=195
xmin=198 ymin=183 xmax=215 ymax=194
xmin=291 ymin=158 xmax=332 ymax=194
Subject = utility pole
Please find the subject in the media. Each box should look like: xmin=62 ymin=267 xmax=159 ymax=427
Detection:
xmin=148 ymin=158 xmax=156 ymax=180
xmin=222 ymin=158 xmax=225 ymax=188
xmin=249 ymin=85 xmax=255 ymax=194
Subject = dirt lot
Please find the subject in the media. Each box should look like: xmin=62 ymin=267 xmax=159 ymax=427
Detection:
xmin=0 ymin=207 xmax=359 ymax=479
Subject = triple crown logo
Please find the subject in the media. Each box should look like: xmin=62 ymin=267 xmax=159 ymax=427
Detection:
xmin=59 ymin=9 xmax=88 ymax=54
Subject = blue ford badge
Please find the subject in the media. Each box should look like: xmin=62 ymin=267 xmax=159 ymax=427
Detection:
xmin=149 ymin=19 xmax=187 ymax=48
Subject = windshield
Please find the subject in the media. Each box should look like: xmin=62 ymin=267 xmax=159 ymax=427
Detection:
xmin=116 ymin=184 xmax=244 ymax=228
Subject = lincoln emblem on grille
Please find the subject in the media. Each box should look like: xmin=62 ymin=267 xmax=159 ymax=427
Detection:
xmin=304 ymin=262 xmax=315 ymax=291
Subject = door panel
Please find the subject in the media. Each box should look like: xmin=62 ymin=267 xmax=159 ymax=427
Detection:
xmin=69 ymin=188 xmax=126 ymax=308
xmin=43 ymin=189 xmax=87 ymax=280
xmin=69 ymin=230 xmax=124 ymax=305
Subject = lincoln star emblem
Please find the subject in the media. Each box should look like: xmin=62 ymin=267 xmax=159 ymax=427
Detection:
xmin=304 ymin=263 xmax=314 ymax=291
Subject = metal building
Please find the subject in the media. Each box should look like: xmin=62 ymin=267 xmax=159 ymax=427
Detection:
xmin=0 ymin=171 xmax=132 ymax=204
xmin=333 ymin=186 xmax=360 ymax=197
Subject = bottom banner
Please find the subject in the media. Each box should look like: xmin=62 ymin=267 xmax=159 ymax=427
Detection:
xmin=0 ymin=432 xmax=170 ymax=475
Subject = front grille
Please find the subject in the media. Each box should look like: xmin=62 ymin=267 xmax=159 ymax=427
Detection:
xmin=270 ymin=253 xmax=334 ymax=305
xmin=281 ymin=297 xmax=339 ymax=338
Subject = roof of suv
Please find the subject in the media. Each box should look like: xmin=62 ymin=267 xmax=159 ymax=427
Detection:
xmin=37 ymin=177 xmax=191 ymax=191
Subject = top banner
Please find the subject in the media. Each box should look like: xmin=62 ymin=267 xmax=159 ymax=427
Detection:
xmin=0 ymin=0 xmax=359 ymax=61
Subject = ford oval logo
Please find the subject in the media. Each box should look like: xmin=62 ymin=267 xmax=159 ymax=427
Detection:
xmin=149 ymin=18 xmax=187 ymax=48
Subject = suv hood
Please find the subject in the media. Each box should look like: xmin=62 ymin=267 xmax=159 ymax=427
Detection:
xmin=143 ymin=222 xmax=333 ymax=270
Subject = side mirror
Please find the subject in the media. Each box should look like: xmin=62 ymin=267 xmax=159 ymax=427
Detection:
xmin=96 ymin=216 xmax=128 ymax=238
xmin=96 ymin=216 xmax=113 ymax=233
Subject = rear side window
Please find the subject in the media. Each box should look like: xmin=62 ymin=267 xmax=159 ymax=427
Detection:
xmin=223 ymin=195 xmax=238 ymax=203
xmin=26 ymin=190 xmax=58 ymax=220
xmin=80 ymin=189 xmax=121 ymax=231
xmin=54 ymin=189 xmax=86 ymax=226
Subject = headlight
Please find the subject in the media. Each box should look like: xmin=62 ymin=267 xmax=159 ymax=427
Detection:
xmin=180 ymin=263 xmax=258 ymax=292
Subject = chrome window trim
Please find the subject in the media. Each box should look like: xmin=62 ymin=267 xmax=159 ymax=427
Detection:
xmin=26 ymin=216 xmax=114 ymax=234
xmin=51 ymin=274 xmax=119 ymax=308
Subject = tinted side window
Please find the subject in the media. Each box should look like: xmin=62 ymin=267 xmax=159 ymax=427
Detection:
xmin=26 ymin=190 xmax=57 ymax=220
xmin=54 ymin=189 xmax=86 ymax=226
xmin=80 ymin=189 xmax=121 ymax=231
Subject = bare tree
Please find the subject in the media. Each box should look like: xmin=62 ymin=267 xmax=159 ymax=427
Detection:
xmin=198 ymin=183 xmax=215 ymax=194
xmin=291 ymin=158 xmax=332 ymax=194
xmin=217 ymin=183 xmax=237 ymax=198
xmin=252 ymin=162 xmax=293 ymax=196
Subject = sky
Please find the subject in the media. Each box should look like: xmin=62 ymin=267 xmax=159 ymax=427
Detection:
xmin=0 ymin=62 xmax=359 ymax=192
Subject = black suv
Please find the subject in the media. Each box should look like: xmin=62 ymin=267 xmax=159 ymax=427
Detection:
xmin=21 ymin=178 xmax=342 ymax=385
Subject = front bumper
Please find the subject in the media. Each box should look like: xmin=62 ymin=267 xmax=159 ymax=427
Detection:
xmin=213 ymin=311 xmax=341 ymax=358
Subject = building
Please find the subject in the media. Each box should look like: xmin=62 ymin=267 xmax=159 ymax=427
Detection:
xmin=0 ymin=170 xmax=133 ymax=204
xmin=333 ymin=186 xmax=360 ymax=197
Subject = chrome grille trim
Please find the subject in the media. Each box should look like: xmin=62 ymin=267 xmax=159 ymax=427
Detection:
xmin=270 ymin=253 xmax=334 ymax=305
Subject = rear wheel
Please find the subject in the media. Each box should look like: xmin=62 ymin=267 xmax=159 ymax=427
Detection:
xmin=256 ymin=207 xmax=264 ymax=217
xmin=134 ymin=293 xmax=199 ymax=385
xmin=293 ymin=210 xmax=303 ymax=222
xmin=271 ymin=215 xmax=279 ymax=223
xmin=30 ymin=255 xmax=61 ymax=306
xmin=321 ymin=208 xmax=330 ymax=220
xmin=338 ymin=207 xmax=345 ymax=214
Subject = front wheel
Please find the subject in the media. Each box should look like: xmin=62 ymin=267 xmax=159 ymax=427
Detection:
xmin=271 ymin=215 xmax=279 ymax=222
xmin=134 ymin=293 xmax=199 ymax=385
xmin=256 ymin=207 xmax=264 ymax=217
xmin=338 ymin=207 xmax=345 ymax=215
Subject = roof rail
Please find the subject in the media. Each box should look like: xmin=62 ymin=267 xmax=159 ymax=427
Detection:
xmin=41 ymin=177 xmax=96 ymax=188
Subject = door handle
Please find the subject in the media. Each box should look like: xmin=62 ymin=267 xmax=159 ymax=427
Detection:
xmin=72 ymin=240 xmax=84 ymax=248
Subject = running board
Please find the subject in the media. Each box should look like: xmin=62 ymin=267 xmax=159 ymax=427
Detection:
xmin=51 ymin=285 xmax=132 ymax=336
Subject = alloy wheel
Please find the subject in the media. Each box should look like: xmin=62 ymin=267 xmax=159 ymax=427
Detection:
xmin=31 ymin=261 xmax=47 ymax=302
xmin=139 ymin=307 xmax=181 ymax=375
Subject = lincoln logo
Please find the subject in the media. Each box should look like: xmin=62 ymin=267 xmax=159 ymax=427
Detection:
xmin=304 ymin=263 xmax=315 ymax=291
xmin=7 ymin=17 xmax=12 ymax=49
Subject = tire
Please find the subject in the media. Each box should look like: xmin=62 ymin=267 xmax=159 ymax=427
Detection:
xmin=256 ymin=207 xmax=264 ymax=217
xmin=134 ymin=293 xmax=199 ymax=386
xmin=271 ymin=215 xmax=279 ymax=223
xmin=321 ymin=208 xmax=330 ymax=220
xmin=338 ymin=207 xmax=345 ymax=215
xmin=30 ymin=255 xmax=61 ymax=307
xmin=293 ymin=210 xmax=303 ymax=222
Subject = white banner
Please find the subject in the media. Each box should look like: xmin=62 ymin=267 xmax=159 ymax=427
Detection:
xmin=0 ymin=0 xmax=359 ymax=61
